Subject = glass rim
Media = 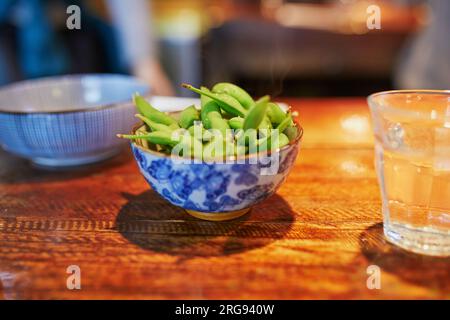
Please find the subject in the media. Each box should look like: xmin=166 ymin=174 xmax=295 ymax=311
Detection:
xmin=368 ymin=89 xmax=450 ymax=102
xmin=367 ymin=89 xmax=450 ymax=120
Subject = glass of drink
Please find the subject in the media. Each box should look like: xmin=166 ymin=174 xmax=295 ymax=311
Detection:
xmin=368 ymin=90 xmax=450 ymax=256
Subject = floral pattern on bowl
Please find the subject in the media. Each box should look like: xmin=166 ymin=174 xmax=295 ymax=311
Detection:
xmin=130 ymin=129 xmax=301 ymax=220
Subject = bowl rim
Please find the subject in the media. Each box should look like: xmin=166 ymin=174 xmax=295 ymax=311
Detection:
xmin=0 ymin=74 xmax=150 ymax=115
xmin=130 ymin=119 xmax=303 ymax=162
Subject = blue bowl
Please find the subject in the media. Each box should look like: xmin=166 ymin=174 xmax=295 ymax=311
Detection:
xmin=0 ymin=74 xmax=149 ymax=166
xmin=130 ymin=122 xmax=302 ymax=221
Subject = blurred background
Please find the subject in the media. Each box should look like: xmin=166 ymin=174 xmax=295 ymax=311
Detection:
xmin=0 ymin=0 xmax=448 ymax=98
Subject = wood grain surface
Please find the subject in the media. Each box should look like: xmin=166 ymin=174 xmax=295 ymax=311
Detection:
xmin=0 ymin=98 xmax=448 ymax=300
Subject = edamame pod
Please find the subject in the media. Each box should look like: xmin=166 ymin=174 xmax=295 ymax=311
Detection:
xmin=182 ymin=84 xmax=247 ymax=117
xmin=283 ymin=126 xmax=298 ymax=142
xmin=169 ymin=123 xmax=180 ymax=130
xmin=205 ymin=136 xmax=235 ymax=159
xmin=133 ymin=94 xmax=178 ymax=126
xmin=276 ymin=133 xmax=290 ymax=149
xmin=181 ymin=135 xmax=204 ymax=159
xmin=243 ymin=95 xmax=270 ymax=130
xmin=150 ymin=130 xmax=202 ymax=159
xmin=234 ymin=128 xmax=258 ymax=148
xmin=188 ymin=122 xmax=202 ymax=137
xmin=212 ymin=82 xmax=255 ymax=109
xmin=257 ymin=132 xmax=290 ymax=152
xmin=179 ymin=105 xmax=200 ymax=129
xmin=200 ymin=87 xmax=222 ymax=129
xmin=276 ymin=111 xmax=293 ymax=133
xmin=228 ymin=117 xmax=244 ymax=130
xmin=258 ymin=116 xmax=272 ymax=133
xmin=266 ymin=102 xmax=286 ymax=125
xmin=135 ymin=114 xmax=173 ymax=133
xmin=188 ymin=122 xmax=213 ymax=141
xmin=117 ymin=131 xmax=179 ymax=147
xmin=209 ymin=114 xmax=230 ymax=137
xmin=118 ymin=83 xmax=299 ymax=159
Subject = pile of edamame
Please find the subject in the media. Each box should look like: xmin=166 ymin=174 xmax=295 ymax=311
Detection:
xmin=117 ymin=82 xmax=298 ymax=159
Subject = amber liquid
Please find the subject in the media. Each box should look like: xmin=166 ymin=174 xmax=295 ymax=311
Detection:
xmin=380 ymin=149 xmax=450 ymax=232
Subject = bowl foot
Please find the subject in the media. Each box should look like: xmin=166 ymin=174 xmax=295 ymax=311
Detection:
xmin=185 ymin=208 xmax=250 ymax=221
xmin=31 ymin=149 xmax=120 ymax=167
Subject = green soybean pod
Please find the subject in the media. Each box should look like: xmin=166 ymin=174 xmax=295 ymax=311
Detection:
xmin=276 ymin=111 xmax=293 ymax=133
xmin=117 ymin=131 xmax=179 ymax=147
xmin=143 ymin=131 xmax=179 ymax=147
xmin=182 ymin=84 xmax=247 ymax=117
xmin=200 ymin=87 xmax=222 ymax=129
xmin=235 ymin=127 xmax=258 ymax=149
xmin=257 ymin=131 xmax=290 ymax=152
xmin=220 ymin=109 xmax=235 ymax=119
xmin=276 ymin=133 xmax=290 ymax=149
xmin=212 ymin=82 xmax=255 ymax=109
xmin=243 ymin=95 xmax=270 ymax=130
xmin=209 ymin=114 xmax=230 ymax=137
xmin=135 ymin=114 xmax=173 ymax=133
xmin=168 ymin=130 xmax=204 ymax=159
xmin=258 ymin=115 xmax=273 ymax=132
xmin=188 ymin=122 xmax=213 ymax=141
xmin=228 ymin=117 xmax=244 ymax=130
xmin=169 ymin=122 xmax=181 ymax=130
xmin=266 ymin=102 xmax=286 ymax=125
xmin=283 ymin=126 xmax=298 ymax=142
xmin=256 ymin=135 xmax=270 ymax=152
xmin=133 ymin=94 xmax=178 ymax=126
xmin=188 ymin=122 xmax=202 ymax=137
xmin=179 ymin=105 xmax=200 ymax=129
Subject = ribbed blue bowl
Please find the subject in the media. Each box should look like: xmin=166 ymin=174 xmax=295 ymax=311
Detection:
xmin=0 ymin=74 xmax=149 ymax=166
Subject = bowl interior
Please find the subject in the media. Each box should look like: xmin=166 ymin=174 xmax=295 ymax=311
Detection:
xmin=0 ymin=74 xmax=149 ymax=113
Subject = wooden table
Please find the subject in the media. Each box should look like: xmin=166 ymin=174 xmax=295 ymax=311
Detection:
xmin=0 ymin=98 xmax=448 ymax=299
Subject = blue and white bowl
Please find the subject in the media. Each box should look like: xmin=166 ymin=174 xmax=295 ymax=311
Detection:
xmin=0 ymin=74 xmax=149 ymax=166
xmin=130 ymin=111 xmax=302 ymax=221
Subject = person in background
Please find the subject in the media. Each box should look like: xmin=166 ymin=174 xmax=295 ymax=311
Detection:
xmin=0 ymin=0 xmax=174 ymax=95
xmin=395 ymin=0 xmax=450 ymax=89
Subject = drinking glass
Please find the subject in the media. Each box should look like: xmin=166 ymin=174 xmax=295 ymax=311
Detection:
xmin=368 ymin=90 xmax=450 ymax=256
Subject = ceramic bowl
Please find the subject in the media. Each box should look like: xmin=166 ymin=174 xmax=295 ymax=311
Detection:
xmin=129 ymin=98 xmax=302 ymax=221
xmin=0 ymin=74 xmax=149 ymax=166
